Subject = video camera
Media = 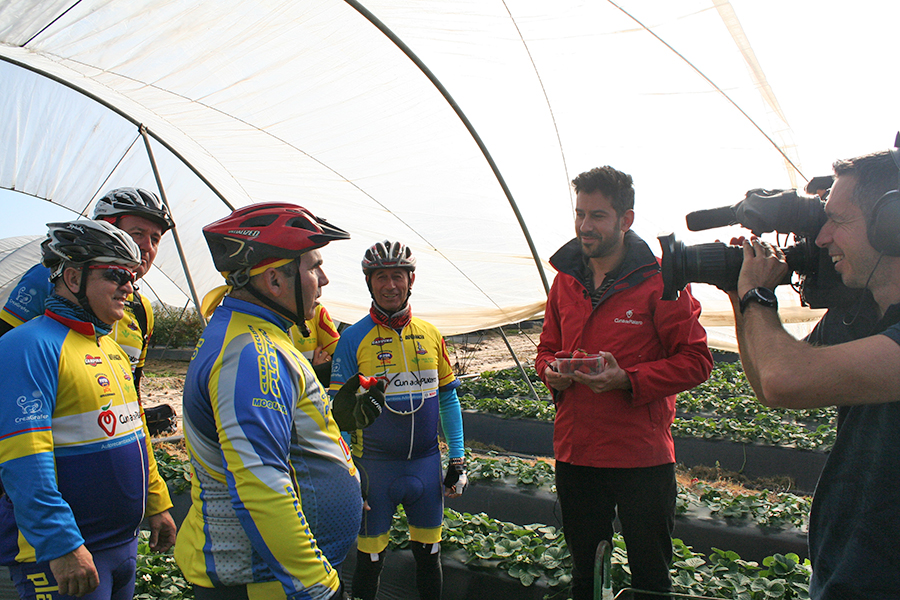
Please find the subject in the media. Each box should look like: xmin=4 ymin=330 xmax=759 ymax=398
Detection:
xmin=658 ymin=188 xmax=859 ymax=309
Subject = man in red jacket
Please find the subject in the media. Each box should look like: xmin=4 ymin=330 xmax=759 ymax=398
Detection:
xmin=536 ymin=165 xmax=713 ymax=600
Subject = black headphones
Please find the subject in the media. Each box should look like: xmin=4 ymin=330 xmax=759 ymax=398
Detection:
xmin=866 ymin=132 xmax=900 ymax=256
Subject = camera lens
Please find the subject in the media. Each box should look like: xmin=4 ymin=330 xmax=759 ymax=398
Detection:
xmin=659 ymin=233 xmax=743 ymax=300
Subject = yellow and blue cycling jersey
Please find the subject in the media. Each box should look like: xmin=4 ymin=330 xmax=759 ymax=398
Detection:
xmin=288 ymin=304 xmax=340 ymax=361
xmin=329 ymin=314 xmax=463 ymax=461
xmin=175 ymin=297 xmax=361 ymax=599
xmin=0 ymin=263 xmax=154 ymax=370
xmin=0 ymin=305 xmax=168 ymax=565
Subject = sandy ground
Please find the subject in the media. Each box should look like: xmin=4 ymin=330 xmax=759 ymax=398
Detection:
xmin=141 ymin=327 xmax=544 ymax=435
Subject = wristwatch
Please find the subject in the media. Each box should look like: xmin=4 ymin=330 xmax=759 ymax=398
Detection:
xmin=740 ymin=287 xmax=778 ymax=314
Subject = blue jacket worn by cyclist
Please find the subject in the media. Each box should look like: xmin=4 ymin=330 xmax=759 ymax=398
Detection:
xmin=175 ymin=203 xmax=383 ymax=600
xmin=330 ymin=240 xmax=466 ymax=600
xmin=0 ymin=220 xmax=172 ymax=600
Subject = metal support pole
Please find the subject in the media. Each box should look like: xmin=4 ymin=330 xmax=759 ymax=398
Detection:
xmin=495 ymin=326 xmax=541 ymax=403
xmin=140 ymin=125 xmax=207 ymax=325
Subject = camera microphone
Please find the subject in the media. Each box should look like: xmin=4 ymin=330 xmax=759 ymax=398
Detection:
xmin=685 ymin=205 xmax=737 ymax=232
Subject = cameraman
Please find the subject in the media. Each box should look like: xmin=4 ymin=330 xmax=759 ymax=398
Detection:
xmin=727 ymin=146 xmax=900 ymax=600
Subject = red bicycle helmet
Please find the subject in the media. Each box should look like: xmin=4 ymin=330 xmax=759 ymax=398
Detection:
xmin=203 ymin=202 xmax=350 ymax=275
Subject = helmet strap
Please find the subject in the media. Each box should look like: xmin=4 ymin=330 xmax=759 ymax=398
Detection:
xmin=294 ymin=273 xmax=310 ymax=337
xmin=73 ymin=265 xmax=98 ymax=317
xmin=244 ymin=279 xmax=305 ymax=329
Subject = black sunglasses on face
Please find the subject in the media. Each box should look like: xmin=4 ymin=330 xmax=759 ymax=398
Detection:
xmin=88 ymin=265 xmax=136 ymax=286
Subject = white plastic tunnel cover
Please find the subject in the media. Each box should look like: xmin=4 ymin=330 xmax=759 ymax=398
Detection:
xmin=1 ymin=0 xmax=895 ymax=351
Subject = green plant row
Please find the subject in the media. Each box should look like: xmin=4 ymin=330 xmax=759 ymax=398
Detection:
xmin=140 ymin=446 xmax=810 ymax=599
xmin=388 ymin=507 xmax=811 ymax=599
xmin=464 ymin=452 xmax=811 ymax=531
xmin=458 ymin=362 xmax=837 ymax=450
xmin=150 ymin=302 xmax=204 ymax=349
xmin=134 ymin=531 xmax=193 ymax=600
xmin=458 ymin=362 xmax=836 ymax=435
xmin=153 ymin=447 xmax=193 ymax=494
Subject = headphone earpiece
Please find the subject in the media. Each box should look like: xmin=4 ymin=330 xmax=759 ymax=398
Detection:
xmin=866 ymin=134 xmax=900 ymax=256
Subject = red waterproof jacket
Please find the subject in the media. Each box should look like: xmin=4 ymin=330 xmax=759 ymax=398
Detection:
xmin=536 ymin=232 xmax=712 ymax=469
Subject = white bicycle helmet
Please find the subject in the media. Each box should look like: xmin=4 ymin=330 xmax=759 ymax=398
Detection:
xmin=361 ymin=240 xmax=417 ymax=274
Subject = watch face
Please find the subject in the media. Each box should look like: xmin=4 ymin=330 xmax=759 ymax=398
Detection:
xmin=756 ymin=288 xmax=777 ymax=303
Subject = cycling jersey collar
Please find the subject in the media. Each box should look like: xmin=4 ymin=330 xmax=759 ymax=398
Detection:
xmin=370 ymin=302 xmax=411 ymax=330
xmin=45 ymin=293 xmax=113 ymax=338
xmin=221 ymin=296 xmax=295 ymax=331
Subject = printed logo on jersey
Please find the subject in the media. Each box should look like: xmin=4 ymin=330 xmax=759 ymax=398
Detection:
xmin=15 ymin=391 xmax=46 ymax=423
xmin=614 ymin=308 xmax=644 ymax=326
xmin=116 ymin=361 xmax=133 ymax=382
xmin=255 ymin=329 xmax=282 ymax=399
xmin=127 ymin=321 xmax=140 ymax=332
xmin=372 ymin=336 xmax=393 ymax=347
xmin=84 ymin=354 xmax=103 ymax=367
xmin=97 ymin=401 xmax=116 ymax=436
xmin=14 ymin=286 xmax=34 ymax=306
xmin=377 ymin=351 xmax=393 ymax=361
xmin=415 ymin=341 xmax=427 ymax=355
xmin=252 ymin=397 xmax=288 ymax=415
xmin=96 ymin=374 xmax=112 ymax=393
xmin=118 ymin=407 xmax=142 ymax=427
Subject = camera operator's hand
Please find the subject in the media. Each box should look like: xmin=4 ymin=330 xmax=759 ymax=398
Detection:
xmin=570 ymin=351 xmax=632 ymax=395
xmin=736 ymin=237 xmax=790 ymax=299
xmin=544 ymin=365 xmax=573 ymax=392
xmin=736 ymin=189 xmax=825 ymax=236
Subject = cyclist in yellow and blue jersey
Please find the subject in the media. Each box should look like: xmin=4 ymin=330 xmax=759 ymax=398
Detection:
xmin=289 ymin=303 xmax=341 ymax=386
xmin=0 ymin=187 xmax=176 ymax=399
xmin=330 ymin=240 xmax=466 ymax=600
xmin=176 ymin=203 xmax=385 ymax=600
xmin=0 ymin=221 xmax=174 ymax=600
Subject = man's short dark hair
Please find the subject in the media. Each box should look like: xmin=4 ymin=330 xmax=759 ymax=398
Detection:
xmin=571 ymin=166 xmax=635 ymax=217
xmin=833 ymin=150 xmax=899 ymax=219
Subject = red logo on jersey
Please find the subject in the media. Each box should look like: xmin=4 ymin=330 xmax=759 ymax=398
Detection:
xmin=97 ymin=402 xmax=116 ymax=437
xmin=372 ymin=337 xmax=393 ymax=346
xmin=84 ymin=355 xmax=102 ymax=367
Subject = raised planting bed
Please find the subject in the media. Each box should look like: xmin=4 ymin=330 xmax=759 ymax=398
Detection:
xmin=447 ymin=475 xmax=808 ymax=564
xmin=461 ymin=409 xmax=828 ymax=494
xmin=340 ymin=545 xmax=553 ymax=600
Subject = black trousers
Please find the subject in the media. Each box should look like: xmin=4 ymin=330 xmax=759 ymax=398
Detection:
xmin=555 ymin=461 xmax=676 ymax=600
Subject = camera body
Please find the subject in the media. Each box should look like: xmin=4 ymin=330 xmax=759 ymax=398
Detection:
xmin=659 ymin=189 xmax=859 ymax=309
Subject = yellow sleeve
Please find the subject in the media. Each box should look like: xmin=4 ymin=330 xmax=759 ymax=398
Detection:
xmin=141 ymin=405 xmax=174 ymax=515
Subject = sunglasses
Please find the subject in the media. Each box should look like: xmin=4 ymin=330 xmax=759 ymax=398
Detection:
xmin=88 ymin=265 xmax=136 ymax=286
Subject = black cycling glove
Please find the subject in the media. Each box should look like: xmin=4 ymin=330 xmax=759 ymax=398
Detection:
xmin=332 ymin=373 xmax=386 ymax=431
xmin=443 ymin=457 xmax=468 ymax=496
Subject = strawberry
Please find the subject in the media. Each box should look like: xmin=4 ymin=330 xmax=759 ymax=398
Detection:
xmin=358 ymin=375 xmax=379 ymax=390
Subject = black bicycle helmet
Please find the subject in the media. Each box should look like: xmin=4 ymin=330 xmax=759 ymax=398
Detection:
xmin=361 ymin=240 xmax=417 ymax=274
xmin=92 ymin=187 xmax=175 ymax=232
xmin=42 ymin=220 xmax=141 ymax=280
